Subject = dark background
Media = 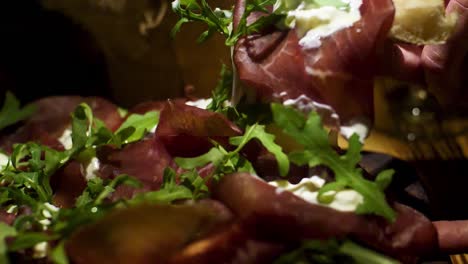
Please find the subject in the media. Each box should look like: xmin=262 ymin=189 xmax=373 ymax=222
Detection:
xmin=0 ymin=0 xmax=231 ymax=107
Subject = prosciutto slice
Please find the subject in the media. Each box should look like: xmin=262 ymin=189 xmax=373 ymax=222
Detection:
xmin=213 ymin=172 xmax=438 ymax=261
xmin=97 ymin=135 xmax=174 ymax=200
xmin=156 ymin=101 xmax=242 ymax=157
xmin=0 ymin=96 xmax=122 ymax=152
xmin=66 ymin=200 xmax=234 ymax=264
xmin=169 ymin=223 xmax=285 ymax=264
xmin=233 ymin=0 xmax=395 ymax=123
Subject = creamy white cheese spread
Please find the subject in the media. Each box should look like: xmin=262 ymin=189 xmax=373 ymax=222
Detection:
xmin=277 ymin=0 xmax=362 ymax=49
xmin=269 ymin=176 xmax=363 ymax=212
xmin=58 ymin=128 xmax=73 ymax=150
xmin=185 ymin=98 xmax=213 ymax=110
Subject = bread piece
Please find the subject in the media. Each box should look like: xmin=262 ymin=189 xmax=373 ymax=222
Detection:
xmin=390 ymin=0 xmax=458 ymax=45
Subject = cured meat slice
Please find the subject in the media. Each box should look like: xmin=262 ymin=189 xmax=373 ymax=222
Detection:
xmin=233 ymin=0 xmax=395 ymax=123
xmin=169 ymin=223 xmax=285 ymax=264
xmin=0 ymin=96 xmax=122 ymax=152
xmin=156 ymin=101 xmax=242 ymax=157
xmin=66 ymin=200 xmax=233 ymax=264
xmin=213 ymin=172 xmax=438 ymax=261
xmin=98 ymin=135 xmax=174 ymax=200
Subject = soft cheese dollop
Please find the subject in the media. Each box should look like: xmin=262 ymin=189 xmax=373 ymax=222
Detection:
xmin=185 ymin=98 xmax=213 ymax=110
xmin=276 ymin=0 xmax=362 ymax=49
xmin=269 ymin=176 xmax=363 ymax=212
xmin=0 ymin=153 xmax=9 ymax=169
xmin=58 ymin=128 xmax=73 ymax=150
xmin=84 ymin=157 xmax=100 ymax=181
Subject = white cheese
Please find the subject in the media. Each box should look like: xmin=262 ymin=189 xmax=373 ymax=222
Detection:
xmin=149 ymin=124 xmax=158 ymax=133
xmin=340 ymin=121 xmax=370 ymax=143
xmin=0 ymin=153 xmax=9 ymax=169
xmin=185 ymin=98 xmax=213 ymax=110
xmin=283 ymin=95 xmax=334 ymax=113
xmin=84 ymin=157 xmax=101 ymax=181
xmin=269 ymin=176 xmax=363 ymax=212
xmin=280 ymin=0 xmax=362 ymax=49
xmin=58 ymin=128 xmax=73 ymax=150
xmin=33 ymin=241 xmax=48 ymax=259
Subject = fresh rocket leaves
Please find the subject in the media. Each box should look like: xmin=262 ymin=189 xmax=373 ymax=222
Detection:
xmin=274 ymin=0 xmax=349 ymax=13
xmin=127 ymin=168 xmax=194 ymax=205
xmin=175 ymin=123 xmax=287 ymax=179
xmin=274 ymin=239 xmax=398 ymax=264
xmin=115 ymin=111 xmax=159 ymax=144
xmin=0 ymin=92 xmax=36 ymax=132
xmin=271 ymin=103 xmax=396 ymax=221
xmin=171 ymin=0 xmax=282 ymax=45
xmin=0 ymin=222 xmax=16 ymax=264
xmin=75 ymin=175 xmax=142 ymax=208
xmin=207 ymin=64 xmax=233 ymax=113
xmin=171 ymin=0 xmax=232 ymax=43
xmin=230 ymin=124 xmax=289 ymax=176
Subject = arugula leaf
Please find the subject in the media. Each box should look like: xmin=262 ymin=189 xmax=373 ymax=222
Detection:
xmin=207 ymin=64 xmax=233 ymax=113
xmin=230 ymin=124 xmax=289 ymax=176
xmin=273 ymin=239 xmax=399 ymax=264
xmin=70 ymin=103 xmax=93 ymax=152
xmin=0 ymin=222 xmax=16 ymax=264
xmin=274 ymin=0 xmax=349 ymax=13
xmin=50 ymin=241 xmax=69 ymax=264
xmin=314 ymin=0 xmax=349 ymax=8
xmin=339 ymin=240 xmax=399 ymax=264
xmin=176 ymin=123 xmax=287 ymax=181
xmin=0 ymin=92 xmax=36 ymax=132
xmin=115 ymin=111 xmax=159 ymax=144
xmin=8 ymin=232 xmax=57 ymax=251
xmin=76 ymin=175 xmax=142 ymax=208
xmin=128 ymin=168 xmax=193 ymax=205
xmin=271 ymin=103 xmax=395 ymax=221
xmin=171 ymin=0 xmax=282 ymax=45
xmin=171 ymin=0 xmax=231 ymax=41
xmin=175 ymin=148 xmax=225 ymax=169
xmin=179 ymin=170 xmax=210 ymax=199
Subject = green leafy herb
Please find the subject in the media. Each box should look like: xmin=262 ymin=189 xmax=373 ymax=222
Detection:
xmin=8 ymin=232 xmax=57 ymax=251
xmin=50 ymin=241 xmax=69 ymax=264
xmin=76 ymin=175 xmax=142 ymax=208
xmin=115 ymin=111 xmax=159 ymax=144
xmin=274 ymin=0 xmax=349 ymax=14
xmin=0 ymin=92 xmax=36 ymax=132
xmin=230 ymin=124 xmax=289 ymax=176
xmin=0 ymin=222 xmax=16 ymax=264
xmin=176 ymin=123 xmax=287 ymax=180
xmin=171 ymin=0 xmax=232 ymax=43
xmin=207 ymin=64 xmax=233 ymax=113
xmin=171 ymin=0 xmax=282 ymax=45
xmin=271 ymin=103 xmax=395 ymax=221
xmin=128 ymin=168 xmax=194 ymax=205
xmin=274 ymin=239 xmax=399 ymax=264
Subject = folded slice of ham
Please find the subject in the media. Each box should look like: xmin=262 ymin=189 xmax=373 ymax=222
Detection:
xmin=0 ymin=96 xmax=123 ymax=152
xmin=233 ymin=0 xmax=395 ymax=123
xmin=213 ymin=172 xmax=438 ymax=261
xmin=156 ymin=101 xmax=242 ymax=157
xmin=97 ymin=135 xmax=174 ymax=200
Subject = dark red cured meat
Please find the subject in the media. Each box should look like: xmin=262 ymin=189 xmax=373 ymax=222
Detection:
xmin=213 ymin=172 xmax=438 ymax=261
xmin=97 ymin=135 xmax=174 ymax=200
xmin=156 ymin=101 xmax=242 ymax=157
xmin=0 ymin=96 xmax=123 ymax=152
xmin=51 ymin=161 xmax=88 ymax=208
xmin=129 ymin=98 xmax=186 ymax=115
xmin=233 ymin=0 xmax=395 ymax=123
xmin=0 ymin=209 xmax=16 ymax=225
xmin=169 ymin=223 xmax=285 ymax=264
xmin=66 ymin=200 xmax=234 ymax=264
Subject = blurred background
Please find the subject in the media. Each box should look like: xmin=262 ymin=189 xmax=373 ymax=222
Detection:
xmin=0 ymin=0 xmax=232 ymax=107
